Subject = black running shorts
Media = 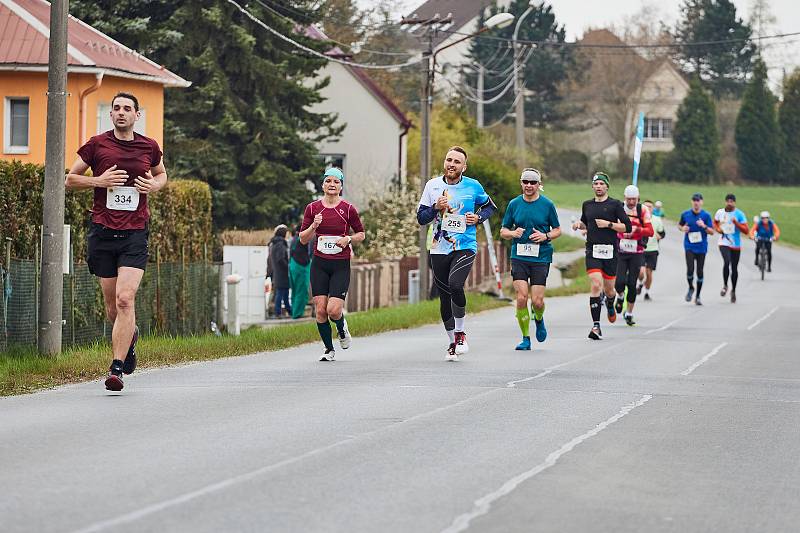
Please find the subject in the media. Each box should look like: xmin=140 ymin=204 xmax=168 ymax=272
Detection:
xmin=511 ymin=259 xmax=550 ymax=286
xmin=87 ymin=223 xmax=148 ymax=278
xmin=644 ymin=251 xmax=658 ymax=271
xmin=310 ymin=256 xmax=350 ymax=299
xmin=585 ymin=250 xmax=616 ymax=279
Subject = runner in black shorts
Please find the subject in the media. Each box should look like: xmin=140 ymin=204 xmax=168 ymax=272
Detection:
xmin=66 ymin=92 xmax=167 ymax=391
xmin=299 ymin=168 xmax=365 ymax=361
xmin=571 ymin=172 xmax=631 ymax=340
xmin=500 ymin=169 xmax=561 ymax=351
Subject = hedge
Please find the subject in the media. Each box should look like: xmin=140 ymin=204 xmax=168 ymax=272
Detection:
xmin=0 ymin=160 xmax=212 ymax=262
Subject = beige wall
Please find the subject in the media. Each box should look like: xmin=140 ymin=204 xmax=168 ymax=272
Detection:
xmin=312 ymin=62 xmax=406 ymax=208
xmin=0 ymin=71 xmax=165 ymax=167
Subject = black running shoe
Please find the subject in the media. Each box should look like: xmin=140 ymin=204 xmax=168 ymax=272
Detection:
xmin=122 ymin=325 xmax=139 ymax=375
xmin=104 ymin=362 xmax=124 ymax=391
xmin=643 ymin=293 xmax=652 ymax=301
xmin=636 ymin=283 xmax=643 ymax=295
xmin=720 ymin=286 xmax=728 ymax=297
xmin=685 ymin=287 xmax=694 ymax=302
xmin=614 ymin=296 xmax=624 ymax=314
xmin=624 ymin=313 xmax=636 ymax=326
xmin=695 ymin=297 xmax=703 ymax=306
xmin=588 ymin=324 xmax=602 ymax=340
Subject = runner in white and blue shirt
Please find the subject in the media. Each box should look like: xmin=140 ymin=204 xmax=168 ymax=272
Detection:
xmin=417 ymin=146 xmax=496 ymax=360
xmin=713 ymin=193 xmax=749 ymax=303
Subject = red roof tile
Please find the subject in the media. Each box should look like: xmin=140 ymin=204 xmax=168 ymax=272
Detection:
xmin=0 ymin=0 xmax=189 ymax=87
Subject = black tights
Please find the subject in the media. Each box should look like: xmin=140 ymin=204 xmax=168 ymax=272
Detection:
xmin=719 ymin=246 xmax=741 ymax=290
xmin=685 ymin=251 xmax=706 ymax=295
xmin=430 ymin=250 xmax=475 ymax=330
xmin=615 ymin=254 xmax=644 ymax=304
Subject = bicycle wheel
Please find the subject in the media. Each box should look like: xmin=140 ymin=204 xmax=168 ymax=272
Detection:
xmin=759 ymin=249 xmax=766 ymax=280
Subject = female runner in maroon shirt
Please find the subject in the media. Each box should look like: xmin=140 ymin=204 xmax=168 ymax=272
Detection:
xmin=299 ymin=168 xmax=365 ymax=361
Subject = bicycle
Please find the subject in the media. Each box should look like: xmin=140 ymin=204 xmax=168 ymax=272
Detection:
xmin=756 ymin=237 xmax=770 ymax=280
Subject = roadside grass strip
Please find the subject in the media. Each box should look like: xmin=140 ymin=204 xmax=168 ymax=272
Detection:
xmin=0 ymin=294 xmax=507 ymax=396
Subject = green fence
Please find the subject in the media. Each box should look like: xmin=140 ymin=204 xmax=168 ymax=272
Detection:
xmin=0 ymin=259 xmax=220 ymax=352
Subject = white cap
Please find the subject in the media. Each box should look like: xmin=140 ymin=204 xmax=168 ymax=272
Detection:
xmin=760 ymin=211 xmax=770 ymax=218
xmin=520 ymin=168 xmax=541 ymax=182
xmin=623 ymin=184 xmax=639 ymax=198
xmin=655 ymin=200 xmax=663 ymax=207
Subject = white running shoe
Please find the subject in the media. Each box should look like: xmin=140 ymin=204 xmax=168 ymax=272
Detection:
xmin=454 ymin=332 xmax=469 ymax=355
xmin=338 ymin=318 xmax=351 ymax=349
xmin=446 ymin=343 xmax=458 ymax=361
xmin=320 ymin=348 xmax=335 ymax=362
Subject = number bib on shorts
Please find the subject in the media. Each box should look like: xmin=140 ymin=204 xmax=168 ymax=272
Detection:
xmin=442 ymin=212 xmax=466 ymax=234
xmin=317 ymin=235 xmax=343 ymax=255
xmin=592 ymin=244 xmax=613 ymax=259
xmin=721 ymin=222 xmax=735 ymax=235
xmin=619 ymin=238 xmax=637 ymax=253
xmin=106 ymin=186 xmax=139 ymax=211
xmin=688 ymin=231 xmax=702 ymax=244
xmin=516 ymin=243 xmax=540 ymax=257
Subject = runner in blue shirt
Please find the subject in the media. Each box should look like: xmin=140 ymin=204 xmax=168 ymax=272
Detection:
xmin=417 ymin=146 xmax=497 ymax=361
xmin=678 ymin=193 xmax=715 ymax=305
xmin=500 ymin=168 xmax=561 ymax=350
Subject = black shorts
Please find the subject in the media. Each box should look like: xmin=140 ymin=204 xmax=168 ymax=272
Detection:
xmin=310 ymin=256 xmax=350 ymax=299
xmin=644 ymin=251 xmax=659 ymax=270
xmin=87 ymin=223 xmax=148 ymax=278
xmin=511 ymin=259 xmax=550 ymax=286
xmin=585 ymin=246 xmax=616 ymax=279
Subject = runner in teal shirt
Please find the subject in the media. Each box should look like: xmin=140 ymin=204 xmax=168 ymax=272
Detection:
xmin=500 ymin=169 xmax=561 ymax=351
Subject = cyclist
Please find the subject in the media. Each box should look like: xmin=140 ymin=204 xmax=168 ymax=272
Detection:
xmin=750 ymin=211 xmax=780 ymax=272
xmin=713 ymin=193 xmax=749 ymax=303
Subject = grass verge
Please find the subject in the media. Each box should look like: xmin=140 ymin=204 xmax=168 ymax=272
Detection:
xmin=552 ymin=234 xmax=585 ymax=253
xmin=544 ymin=182 xmax=800 ymax=247
xmin=0 ymin=293 xmax=507 ymax=396
xmin=545 ymin=258 xmax=590 ymax=297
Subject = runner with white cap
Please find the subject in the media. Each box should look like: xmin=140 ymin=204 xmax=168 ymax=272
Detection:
xmin=613 ymin=185 xmax=654 ymax=326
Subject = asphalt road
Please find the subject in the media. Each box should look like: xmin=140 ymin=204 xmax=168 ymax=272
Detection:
xmin=2 ymin=223 xmax=799 ymax=533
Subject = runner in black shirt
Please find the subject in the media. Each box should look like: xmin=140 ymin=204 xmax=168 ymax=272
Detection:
xmin=571 ymin=172 xmax=631 ymax=340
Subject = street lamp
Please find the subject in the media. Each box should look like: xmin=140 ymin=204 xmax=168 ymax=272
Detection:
xmin=416 ymin=12 xmax=514 ymax=299
xmin=514 ymin=1 xmax=537 ymax=165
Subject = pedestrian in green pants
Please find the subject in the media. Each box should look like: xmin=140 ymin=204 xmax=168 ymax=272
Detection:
xmin=289 ymin=226 xmax=312 ymax=319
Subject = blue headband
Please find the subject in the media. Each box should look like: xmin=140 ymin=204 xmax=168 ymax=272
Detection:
xmin=323 ymin=168 xmax=344 ymax=182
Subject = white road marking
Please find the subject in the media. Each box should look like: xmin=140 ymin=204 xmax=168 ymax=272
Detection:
xmin=441 ymin=394 xmax=653 ymax=533
xmin=747 ymin=306 xmax=779 ymax=331
xmin=680 ymin=342 xmax=728 ymax=376
xmin=71 ymin=388 xmax=500 ymax=533
xmin=644 ymin=317 xmax=682 ymax=335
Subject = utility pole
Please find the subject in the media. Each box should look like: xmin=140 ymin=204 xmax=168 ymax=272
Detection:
xmin=402 ymin=13 xmax=453 ymax=300
xmin=39 ymin=0 xmax=68 ymax=355
xmin=513 ymin=1 xmax=536 ymax=166
xmin=477 ymin=64 xmax=484 ymax=128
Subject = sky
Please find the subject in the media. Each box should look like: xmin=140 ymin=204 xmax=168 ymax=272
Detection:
xmin=356 ymin=0 xmax=800 ymax=92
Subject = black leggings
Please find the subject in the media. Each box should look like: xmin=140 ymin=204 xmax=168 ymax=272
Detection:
xmin=685 ymin=251 xmax=706 ymax=285
xmin=719 ymin=246 xmax=741 ymax=290
xmin=755 ymin=240 xmax=772 ymax=268
xmin=615 ymin=254 xmax=644 ymax=303
xmin=430 ymin=250 xmax=476 ymax=330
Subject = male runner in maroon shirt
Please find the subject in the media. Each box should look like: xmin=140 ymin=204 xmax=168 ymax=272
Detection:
xmin=65 ymin=92 xmax=167 ymax=391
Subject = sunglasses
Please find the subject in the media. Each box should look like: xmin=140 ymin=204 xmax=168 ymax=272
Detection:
xmin=521 ymin=179 xmax=540 ymax=185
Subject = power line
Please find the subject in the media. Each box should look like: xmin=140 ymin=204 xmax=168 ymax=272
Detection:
xmin=225 ymin=0 xmax=424 ymax=70
xmin=251 ymin=0 xmax=414 ymax=58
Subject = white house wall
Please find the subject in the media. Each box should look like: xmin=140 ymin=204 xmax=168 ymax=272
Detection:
xmin=312 ymin=62 xmax=404 ymax=208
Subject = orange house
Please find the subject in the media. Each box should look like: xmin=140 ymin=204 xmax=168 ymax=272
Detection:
xmin=0 ymin=0 xmax=189 ymax=167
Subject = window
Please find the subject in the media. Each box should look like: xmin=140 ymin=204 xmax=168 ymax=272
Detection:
xmin=319 ymin=154 xmax=345 ymax=173
xmin=97 ymin=103 xmax=146 ymax=135
xmin=4 ymin=97 xmax=29 ymax=154
xmin=644 ymin=118 xmax=673 ymax=140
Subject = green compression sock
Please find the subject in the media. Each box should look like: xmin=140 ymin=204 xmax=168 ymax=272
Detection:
xmin=516 ymin=307 xmax=531 ymax=337
xmin=533 ymin=303 xmax=545 ymax=321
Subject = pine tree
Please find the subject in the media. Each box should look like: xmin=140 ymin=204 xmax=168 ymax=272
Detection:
xmin=735 ymin=59 xmax=780 ymax=183
xmin=674 ymin=0 xmax=756 ymax=97
xmin=670 ymin=78 xmax=720 ymax=182
xmin=778 ymin=69 xmax=800 ymax=184
xmin=465 ymin=0 xmax=575 ymax=126
xmin=70 ymin=0 xmax=341 ymax=228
